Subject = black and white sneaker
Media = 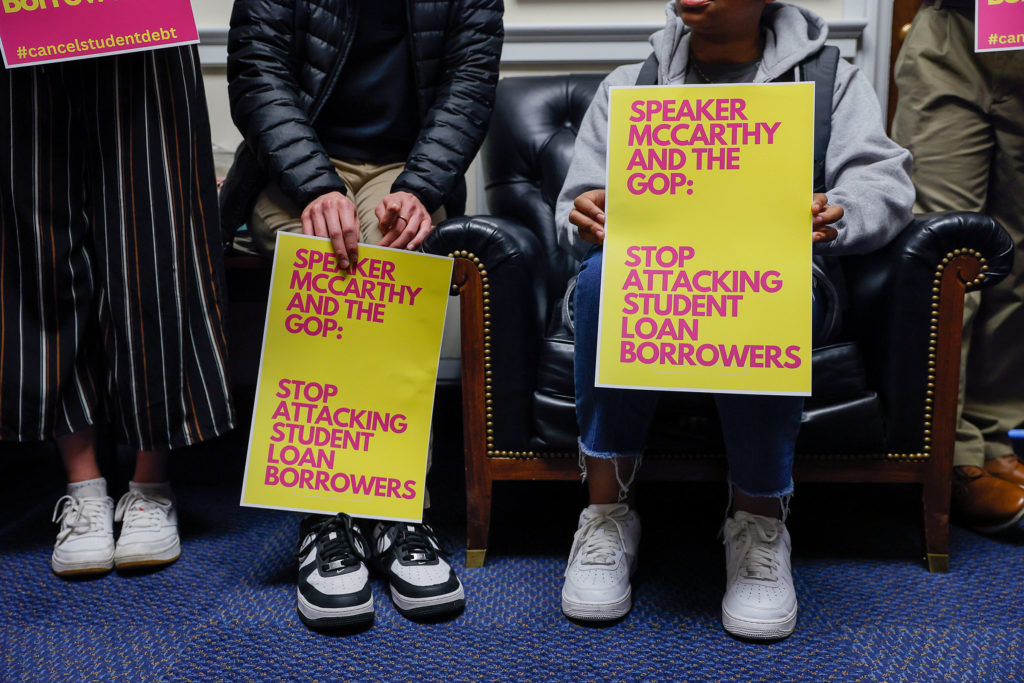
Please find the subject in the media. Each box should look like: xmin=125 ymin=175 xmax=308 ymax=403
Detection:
xmin=370 ymin=522 xmax=465 ymax=618
xmin=295 ymin=514 xmax=374 ymax=628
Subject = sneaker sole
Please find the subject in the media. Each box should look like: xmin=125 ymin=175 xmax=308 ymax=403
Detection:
xmin=51 ymin=557 xmax=114 ymax=577
xmin=561 ymin=586 xmax=632 ymax=621
xmin=297 ymin=587 xmax=375 ymax=628
xmin=390 ymin=581 xmax=465 ymax=618
xmin=721 ymin=603 xmax=798 ymax=640
xmin=115 ymin=539 xmax=181 ymax=569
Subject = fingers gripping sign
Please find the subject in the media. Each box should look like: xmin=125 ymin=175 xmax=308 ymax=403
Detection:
xmin=571 ymin=189 xmax=841 ymax=247
xmin=376 ymin=191 xmax=433 ymax=251
xmin=301 ymin=191 xmax=360 ymax=268
xmin=570 ymin=188 xmax=607 ymax=246
xmin=811 ymin=192 xmax=843 ymax=244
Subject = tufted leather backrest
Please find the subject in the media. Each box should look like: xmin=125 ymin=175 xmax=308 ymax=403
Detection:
xmin=481 ymin=75 xmax=605 ymax=302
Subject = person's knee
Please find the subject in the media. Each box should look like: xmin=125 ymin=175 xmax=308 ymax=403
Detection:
xmin=575 ymin=249 xmax=605 ymax=297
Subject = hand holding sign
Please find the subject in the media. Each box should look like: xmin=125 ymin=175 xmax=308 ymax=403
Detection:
xmin=570 ymin=189 xmax=607 ymax=245
xmin=376 ymin=191 xmax=434 ymax=251
xmin=301 ymin=191 xmax=360 ymax=268
xmin=811 ymin=193 xmax=842 ymax=244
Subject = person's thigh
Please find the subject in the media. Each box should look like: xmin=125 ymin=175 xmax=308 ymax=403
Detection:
xmin=348 ymin=161 xmax=402 ymax=245
xmin=249 ymin=181 xmax=348 ymax=259
xmin=343 ymin=161 xmax=446 ymax=246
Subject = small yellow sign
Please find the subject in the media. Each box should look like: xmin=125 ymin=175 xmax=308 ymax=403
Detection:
xmin=241 ymin=233 xmax=453 ymax=521
xmin=597 ymin=83 xmax=814 ymax=395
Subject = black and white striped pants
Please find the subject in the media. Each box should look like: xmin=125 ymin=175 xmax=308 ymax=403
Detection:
xmin=0 ymin=46 xmax=235 ymax=450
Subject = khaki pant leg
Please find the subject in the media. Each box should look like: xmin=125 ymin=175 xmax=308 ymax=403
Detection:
xmin=352 ymin=161 xmax=447 ymax=238
xmin=248 ymin=178 xmax=356 ymax=259
xmin=333 ymin=159 xmax=405 ymax=245
xmin=892 ymin=7 xmax=1024 ymax=466
xmin=892 ymin=9 xmax=993 ymax=215
xmin=329 ymin=159 xmax=447 ymax=245
xmin=959 ymin=49 xmax=1024 ymax=461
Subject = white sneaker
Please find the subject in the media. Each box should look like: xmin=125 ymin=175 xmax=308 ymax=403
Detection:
xmin=561 ymin=503 xmax=641 ymax=621
xmin=296 ymin=514 xmax=374 ymax=628
xmin=51 ymin=490 xmax=115 ymax=577
xmin=371 ymin=521 xmax=465 ymax=619
xmin=722 ymin=511 xmax=798 ymax=640
xmin=113 ymin=483 xmax=180 ymax=569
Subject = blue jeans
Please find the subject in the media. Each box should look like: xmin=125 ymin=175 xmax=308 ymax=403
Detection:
xmin=574 ymin=248 xmax=820 ymax=498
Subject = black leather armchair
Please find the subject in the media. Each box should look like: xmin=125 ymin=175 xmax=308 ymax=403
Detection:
xmin=422 ymin=75 xmax=1014 ymax=572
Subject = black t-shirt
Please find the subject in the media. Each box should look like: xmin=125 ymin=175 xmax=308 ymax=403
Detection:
xmin=314 ymin=1 xmax=420 ymax=164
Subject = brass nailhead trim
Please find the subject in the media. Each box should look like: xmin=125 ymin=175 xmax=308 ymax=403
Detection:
xmin=921 ymin=249 xmax=987 ymax=457
xmin=480 ymin=450 xmax=933 ymax=462
xmin=453 ymin=253 xmax=500 ymax=454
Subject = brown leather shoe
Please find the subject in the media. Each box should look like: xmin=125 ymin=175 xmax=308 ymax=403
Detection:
xmin=952 ymin=466 xmax=1024 ymax=534
xmin=983 ymin=455 xmax=1024 ymax=488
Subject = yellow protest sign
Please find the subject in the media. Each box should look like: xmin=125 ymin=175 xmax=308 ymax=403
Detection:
xmin=242 ymin=233 xmax=453 ymax=521
xmin=597 ymin=83 xmax=813 ymax=395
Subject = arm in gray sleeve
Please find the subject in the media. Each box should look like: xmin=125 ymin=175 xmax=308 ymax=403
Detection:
xmin=816 ymin=62 xmax=915 ymax=255
xmin=555 ymin=76 xmax=617 ymax=261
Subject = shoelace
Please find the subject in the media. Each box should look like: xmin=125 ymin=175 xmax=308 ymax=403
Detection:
xmin=296 ymin=515 xmax=363 ymax=569
xmin=389 ymin=523 xmax=441 ymax=564
xmin=727 ymin=515 xmax=782 ymax=581
xmin=52 ymin=495 xmax=110 ymax=544
xmin=571 ymin=506 xmax=630 ymax=567
xmin=114 ymin=490 xmax=172 ymax=530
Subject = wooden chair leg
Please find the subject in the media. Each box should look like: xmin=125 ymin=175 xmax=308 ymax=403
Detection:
xmin=466 ymin=478 xmax=492 ymax=568
xmin=453 ymin=257 xmax=492 ymax=568
xmin=922 ymin=477 xmax=951 ymax=573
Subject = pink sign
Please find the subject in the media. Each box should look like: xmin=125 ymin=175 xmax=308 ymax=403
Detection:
xmin=977 ymin=0 xmax=1024 ymax=52
xmin=0 ymin=0 xmax=198 ymax=68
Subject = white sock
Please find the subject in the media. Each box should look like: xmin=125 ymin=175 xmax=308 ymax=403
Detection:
xmin=67 ymin=477 xmax=107 ymax=500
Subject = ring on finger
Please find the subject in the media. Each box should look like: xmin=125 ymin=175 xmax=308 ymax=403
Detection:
xmin=397 ymin=215 xmax=409 ymax=224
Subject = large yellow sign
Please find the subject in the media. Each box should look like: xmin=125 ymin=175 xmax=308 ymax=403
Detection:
xmin=597 ymin=83 xmax=813 ymax=395
xmin=242 ymin=233 xmax=453 ymax=521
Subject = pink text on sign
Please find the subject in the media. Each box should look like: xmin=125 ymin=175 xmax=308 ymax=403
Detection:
xmin=0 ymin=0 xmax=199 ymax=68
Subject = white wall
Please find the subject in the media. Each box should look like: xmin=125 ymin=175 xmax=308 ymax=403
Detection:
xmin=501 ymin=0 xmax=844 ymax=22
xmin=192 ymin=0 xmax=845 ymax=26
xmin=192 ymin=0 xmax=231 ymax=25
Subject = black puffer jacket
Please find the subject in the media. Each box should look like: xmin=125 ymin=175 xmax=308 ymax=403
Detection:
xmin=220 ymin=0 xmax=504 ymax=234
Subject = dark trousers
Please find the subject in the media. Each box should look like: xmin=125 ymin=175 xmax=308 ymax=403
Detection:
xmin=0 ymin=47 xmax=235 ymax=450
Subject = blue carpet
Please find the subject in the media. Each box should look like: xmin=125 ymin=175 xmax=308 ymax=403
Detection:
xmin=3 ymin=404 xmax=1024 ymax=681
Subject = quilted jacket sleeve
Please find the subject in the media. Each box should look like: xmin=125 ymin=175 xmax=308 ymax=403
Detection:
xmin=226 ymin=0 xmax=348 ymax=210
xmin=391 ymin=0 xmax=504 ymax=213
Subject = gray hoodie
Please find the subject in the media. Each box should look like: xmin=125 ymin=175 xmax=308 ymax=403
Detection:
xmin=555 ymin=1 xmax=915 ymax=261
